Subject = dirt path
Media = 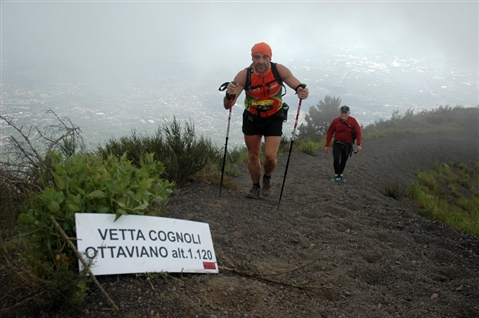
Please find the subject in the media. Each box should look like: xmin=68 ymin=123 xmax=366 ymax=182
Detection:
xmin=134 ymin=119 xmax=478 ymax=317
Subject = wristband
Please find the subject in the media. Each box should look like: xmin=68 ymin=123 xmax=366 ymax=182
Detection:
xmin=295 ymin=83 xmax=307 ymax=94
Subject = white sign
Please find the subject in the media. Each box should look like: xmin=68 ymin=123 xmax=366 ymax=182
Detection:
xmin=75 ymin=213 xmax=218 ymax=275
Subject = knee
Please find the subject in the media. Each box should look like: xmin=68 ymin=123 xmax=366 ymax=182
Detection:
xmin=248 ymin=150 xmax=260 ymax=161
xmin=264 ymin=153 xmax=277 ymax=165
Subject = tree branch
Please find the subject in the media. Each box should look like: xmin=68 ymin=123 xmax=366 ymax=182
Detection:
xmin=49 ymin=216 xmax=119 ymax=312
xmin=218 ymin=262 xmax=334 ymax=295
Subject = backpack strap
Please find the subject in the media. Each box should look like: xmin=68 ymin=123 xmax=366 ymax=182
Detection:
xmin=271 ymin=63 xmax=282 ymax=85
xmin=339 ymin=118 xmax=353 ymax=129
xmin=339 ymin=118 xmax=357 ymax=145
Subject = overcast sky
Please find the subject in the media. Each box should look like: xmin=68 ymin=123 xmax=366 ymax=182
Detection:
xmin=2 ymin=1 xmax=478 ymax=76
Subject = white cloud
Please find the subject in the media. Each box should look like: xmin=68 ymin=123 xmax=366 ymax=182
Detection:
xmin=2 ymin=1 xmax=477 ymax=73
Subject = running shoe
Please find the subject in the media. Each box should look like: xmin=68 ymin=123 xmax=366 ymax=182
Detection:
xmin=331 ymin=175 xmax=340 ymax=182
xmin=262 ymin=176 xmax=272 ymax=197
xmin=246 ymin=185 xmax=260 ymax=199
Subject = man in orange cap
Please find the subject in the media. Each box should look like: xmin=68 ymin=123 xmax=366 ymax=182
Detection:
xmin=223 ymin=42 xmax=309 ymax=199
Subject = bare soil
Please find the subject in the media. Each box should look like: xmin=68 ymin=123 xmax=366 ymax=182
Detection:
xmin=2 ymin=114 xmax=479 ymax=318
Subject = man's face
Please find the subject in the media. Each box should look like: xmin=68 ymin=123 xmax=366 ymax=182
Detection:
xmin=340 ymin=111 xmax=350 ymax=120
xmin=252 ymin=54 xmax=271 ymax=73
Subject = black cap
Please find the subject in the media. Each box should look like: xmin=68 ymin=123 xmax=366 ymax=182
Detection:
xmin=340 ymin=105 xmax=350 ymax=112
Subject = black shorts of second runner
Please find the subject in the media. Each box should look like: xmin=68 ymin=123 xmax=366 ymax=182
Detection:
xmin=242 ymin=109 xmax=283 ymax=136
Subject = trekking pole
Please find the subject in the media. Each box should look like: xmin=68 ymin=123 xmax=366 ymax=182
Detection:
xmin=218 ymin=81 xmax=236 ymax=197
xmin=278 ymin=84 xmax=306 ymax=210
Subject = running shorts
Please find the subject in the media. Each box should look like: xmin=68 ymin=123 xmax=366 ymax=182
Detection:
xmin=242 ymin=109 xmax=283 ymax=136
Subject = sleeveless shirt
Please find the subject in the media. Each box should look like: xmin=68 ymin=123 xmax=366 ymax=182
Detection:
xmin=244 ymin=63 xmax=283 ymax=117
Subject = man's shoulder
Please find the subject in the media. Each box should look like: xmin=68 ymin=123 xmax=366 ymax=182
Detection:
xmin=235 ymin=69 xmax=248 ymax=87
xmin=274 ymin=63 xmax=287 ymax=73
xmin=347 ymin=116 xmax=361 ymax=126
xmin=329 ymin=117 xmax=340 ymax=126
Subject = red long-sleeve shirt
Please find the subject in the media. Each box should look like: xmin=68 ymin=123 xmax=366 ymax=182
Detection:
xmin=325 ymin=116 xmax=362 ymax=147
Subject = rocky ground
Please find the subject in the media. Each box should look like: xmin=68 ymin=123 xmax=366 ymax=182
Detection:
xmin=2 ymin=114 xmax=479 ymax=317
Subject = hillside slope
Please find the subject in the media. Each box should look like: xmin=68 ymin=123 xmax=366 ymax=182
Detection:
xmin=3 ymin=110 xmax=479 ymax=318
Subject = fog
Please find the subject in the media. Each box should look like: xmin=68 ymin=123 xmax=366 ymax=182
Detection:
xmin=3 ymin=0 xmax=478 ymax=77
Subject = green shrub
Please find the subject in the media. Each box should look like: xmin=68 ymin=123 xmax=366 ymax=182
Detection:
xmin=408 ymin=161 xmax=479 ymax=237
xmin=17 ymin=150 xmax=174 ymax=311
xmin=0 ymin=111 xmax=86 ymax=238
xmin=160 ymin=118 xmax=219 ymax=184
xmin=227 ymin=146 xmax=249 ymax=164
xmin=383 ymin=180 xmax=406 ymax=200
xmin=407 ymin=182 xmax=422 ymax=199
xmin=97 ymin=117 xmax=220 ymax=186
xmin=448 ymin=184 xmax=460 ymax=197
xmin=279 ymin=135 xmax=292 ymax=153
xmin=0 ymin=176 xmax=24 ymax=238
xmin=297 ymin=139 xmax=318 ymax=155
xmin=417 ymin=170 xmax=442 ymax=194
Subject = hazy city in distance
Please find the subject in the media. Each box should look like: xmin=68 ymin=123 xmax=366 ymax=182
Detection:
xmin=2 ymin=45 xmax=477 ymax=149
xmin=1 ymin=1 xmax=478 ymax=149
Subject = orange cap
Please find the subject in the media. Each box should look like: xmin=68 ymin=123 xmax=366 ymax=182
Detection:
xmin=251 ymin=42 xmax=272 ymax=59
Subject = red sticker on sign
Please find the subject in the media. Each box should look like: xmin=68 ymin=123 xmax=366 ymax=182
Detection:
xmin=203 ymin=262 xmax=216 ymax=270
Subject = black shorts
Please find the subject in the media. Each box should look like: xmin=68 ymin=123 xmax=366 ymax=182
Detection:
xmin=242 ymin=109 xmax=284 ymax=136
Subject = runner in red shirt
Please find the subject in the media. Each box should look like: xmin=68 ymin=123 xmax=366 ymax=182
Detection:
xmin=325 ymin=105 xmax=362 ymax=182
